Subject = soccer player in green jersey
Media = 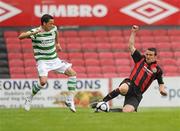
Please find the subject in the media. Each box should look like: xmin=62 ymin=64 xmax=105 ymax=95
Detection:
xmin=19 ymin=14 xmax=77 ymax=112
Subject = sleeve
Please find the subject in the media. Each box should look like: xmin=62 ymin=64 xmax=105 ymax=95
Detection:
xmin=131 ymin=50 xmax=143 ymax=63
xmin=29 ymin=28 xmax=36 ymax=40
xmin=52 ymin=26 xmax=57 ymax=32
xmin=54 ymin=26 xmax=57 ymax=31
xmin=54 ymin=26 xmax=58 ymax=35
xmin=156 ymin=67 xmax=164 ymax=84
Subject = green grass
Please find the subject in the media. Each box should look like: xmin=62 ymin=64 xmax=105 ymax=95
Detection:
xmin=0 ymin=107 xmax=180 ymax=131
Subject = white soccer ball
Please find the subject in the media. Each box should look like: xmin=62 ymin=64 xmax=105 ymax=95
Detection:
xmin=96 ymin=101 xmax=110 ymax=112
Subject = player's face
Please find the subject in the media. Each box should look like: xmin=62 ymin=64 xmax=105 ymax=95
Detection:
xmin=43 ymin=19 xmax=54 ymax=31
xmin=145 ymin=50 xmax=156 ymax=64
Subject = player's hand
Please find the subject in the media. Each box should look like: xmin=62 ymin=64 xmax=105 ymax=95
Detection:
xmin=30 ymin=29 xmax=42 ymax=36
xmin=160 ymin=89 xmax=168 ymax=96
xmin=56 ymin=43 xmax=62 ymax=52
xmin=131 ymin=25 xmax=139 ymax=32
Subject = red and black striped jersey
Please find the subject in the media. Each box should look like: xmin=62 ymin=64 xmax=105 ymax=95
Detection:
xmin=129 ymin=50 xmax=164 ymax=93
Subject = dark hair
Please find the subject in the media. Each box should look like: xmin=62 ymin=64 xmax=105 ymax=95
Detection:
xmin=147 ymin=47 xmax=157 ymax=56
xmin=41 ymin=14 xmax=53 ymax=25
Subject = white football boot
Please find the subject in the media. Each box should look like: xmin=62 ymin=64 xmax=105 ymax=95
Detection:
xmin=24 ymin=96 xmax=32 ymax=111
xmin=65 ymin=97 xmax=76 ymax=112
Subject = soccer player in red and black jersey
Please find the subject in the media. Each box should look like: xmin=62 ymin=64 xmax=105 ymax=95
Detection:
xmin=93 ymin=25 xmax=167 ymax=112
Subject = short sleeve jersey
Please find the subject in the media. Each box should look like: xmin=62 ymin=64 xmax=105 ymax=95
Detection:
xmin=30 ymin=26 xmax=58 ymax=61
xmin=129 ymin=50 xmax=164 ymax=93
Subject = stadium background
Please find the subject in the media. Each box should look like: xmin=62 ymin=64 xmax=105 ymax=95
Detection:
xmin=0 ymin=0 xmax=180 ymax=112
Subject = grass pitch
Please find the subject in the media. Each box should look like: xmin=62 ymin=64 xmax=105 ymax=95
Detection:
xmin=0 ymin=107 xmax=180 ymax=131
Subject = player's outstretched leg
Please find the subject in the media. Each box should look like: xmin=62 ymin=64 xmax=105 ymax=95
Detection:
xmin=24 ymin=83 xmax=43 ymax=111
xmin=65 ymin=76 xmax=77 ymax=112
xmin=24 ymin=96 xmax=33 ymax=111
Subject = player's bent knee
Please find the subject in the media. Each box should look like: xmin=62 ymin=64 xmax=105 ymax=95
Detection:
xmin=122 ymin=105 xmax=135 ymax=112
xmin=39 ymin=79 xmax=47 ymax=87
xmin=40 ymin=81 xmax=47 ymax=87
xmin=119 ymin=83 xmax=129 ymax=95
xmin=39 ymin=76 xmax=48 ymax=86
xmin=71 ymin=70 xmax=76 ymax=76
xmin=65 ymin=68 xmax=77 ymax=76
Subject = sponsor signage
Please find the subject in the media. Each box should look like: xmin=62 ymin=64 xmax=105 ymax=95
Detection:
xmin=0 ymin=0 xmax=179 ymax=26
xmin=120 ymin=0 xmax=179 ymax=24
xmin=0 ymin=77 xmax=179 ymax=108
xmin=0 ymin=79 xmax=109 ymax=108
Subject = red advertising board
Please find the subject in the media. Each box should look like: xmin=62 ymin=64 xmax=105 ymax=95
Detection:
xmin=0 ymin=0 xmax=179 ymax=26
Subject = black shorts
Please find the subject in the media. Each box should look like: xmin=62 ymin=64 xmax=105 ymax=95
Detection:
xmin=119 ymin=79 xmax=143 ymax=111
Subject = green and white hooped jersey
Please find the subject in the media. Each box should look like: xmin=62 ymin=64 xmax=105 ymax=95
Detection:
xmin=30 ymin=26 xmax=58 ymax=61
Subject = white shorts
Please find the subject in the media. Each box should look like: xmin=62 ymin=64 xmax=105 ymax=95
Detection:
xmin=36 ymin=58 xmax=72 ymax=76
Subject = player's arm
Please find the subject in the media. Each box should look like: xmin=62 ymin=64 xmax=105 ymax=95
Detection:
xmin=55 ymin=30 xmax=62 ymax=51
xmin=18 ymin=30 xmax=40 ymax=40
xmin=156 ymin=68 xmax=167 ymax=96
xmin=128 ymin=25 xmax=139 ymax=54
xmin=159 ymin=84 xmax=167 ymax=96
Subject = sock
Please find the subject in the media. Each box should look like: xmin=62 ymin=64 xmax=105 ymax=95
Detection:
xmin=109 ymin=108 xmax=123 ymax=112
xmin=103 ymin=88 xmax=120 ymax=102
xmin=32 ymin=82 xmax=46 ymax=96
xmin=67 ymin=76 xmax=77 ymax=101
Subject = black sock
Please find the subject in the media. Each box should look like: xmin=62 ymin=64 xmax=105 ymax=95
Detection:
xmin=109 ymin=108 xmax=123 ymax=112
xmin=103 ymin=88 xmax=120 ymax=102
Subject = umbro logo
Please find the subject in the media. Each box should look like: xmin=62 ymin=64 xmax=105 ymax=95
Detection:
xmin=0 ymin=1 xmax=21 ymax=22
xmin=120 ymin=0 xmax=179 ymax=24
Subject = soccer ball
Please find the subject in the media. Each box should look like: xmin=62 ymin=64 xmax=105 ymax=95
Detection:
xmin=96 ymin=101 xmax=110 ymax=112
